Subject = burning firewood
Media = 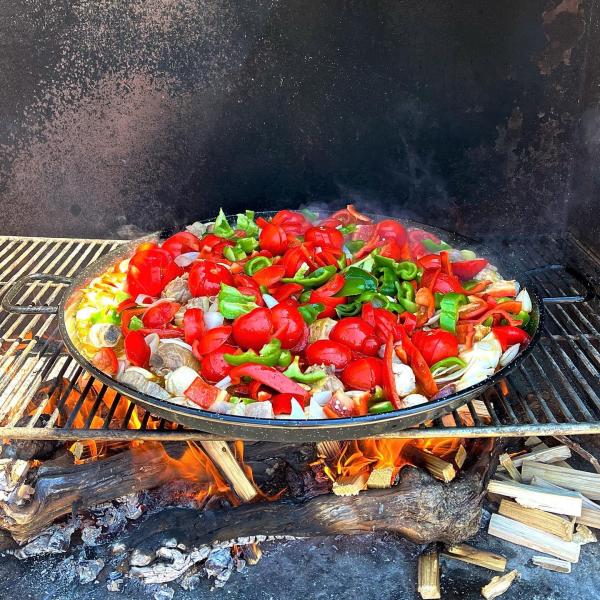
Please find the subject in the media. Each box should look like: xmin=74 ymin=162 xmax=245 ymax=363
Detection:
xmin=403 ymin=446 xmax=456 ymax=483
xmin=417 ymin=548 xmax=440 ymax=600
xmin=481 ymin=569 xmax=519 ymax=600
xmin=332 ymin=473 xmax=368 ymax=496
xmin=316 ymin=441 xmax=342 ymax=461
xmin=366 ymin=466 xmax=395 ymax=489
xmin=442 ymin=543 xmax=506 ymax=572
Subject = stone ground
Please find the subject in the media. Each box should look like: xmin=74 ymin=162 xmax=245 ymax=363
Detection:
xmin=0 ymin=519 xmax=598 ymax=600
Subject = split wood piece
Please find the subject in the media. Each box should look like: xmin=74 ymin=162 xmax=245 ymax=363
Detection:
xmin=529 ymin=442 xmax=572 ymax=469
xmin=497 ymin=445 xmax=571 ymax=471
xmin=552 ymin=435 xmax=600 ymax=474
xmin=316 ymin=441 xmax=342 ymax=461
xmin=573 ymin=524 xmax=597 ymax=545
xmin=481 ymin=569 xmax=519 ymax=600
xmin=199 ymin=441 xmax=257 ymax=503
xmin=487 ymin=480 xmax=582 ymax=517
xmin=453 ymin=445 xmax=467 ymax=469
xmin=332 ymin=473 xmax=368 ymax=496
xmin=497 ymin=499 xmax=574 ymax=541
xmin=499 ymin=454 xmax=521 ymax=482
xmin=442 ymin=543 xmax=506 ymax=572
xmin=404 ymin=446 xmax=456 ymax=483
xmin=0 ymin=443 xmax=184 ymax=543
xmin=417 ymin=549 xmax=441 ymax=600
xmin=367 ymin=466 xmax=395 ymax=489
xmin=525 ymin=436 xmax=543 ymax=447
xmin=531 ymin=556 xmax=571 ymax=573
xmin=488 ymin=514 xmax=581 ymax=563
xmin=522 ymin=462 xmax=600 ymax=501
xmin=530 ymin=475 xmax=600 ymax=529
xmin=125 ymin=459 xmax=496 ymax=555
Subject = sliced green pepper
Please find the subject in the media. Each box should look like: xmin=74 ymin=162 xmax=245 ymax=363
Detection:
xmin=218 ymin=284 xmax=258 ymax=319
xmin=396 ymin=261 xmax=418 ymax=281
xmin=299 ymin=289 xmax=312 ymax=303
xmin=482 ymin=316 xmax=493 ymax=327
xmin=244 ymin=256 xmax=272 ymax=276
xmin=339 ymin=223 xmax=357 ymax=235
xmin=397 ymin=280 xmax=415 ymax=303
xmin=379 ymin=267 xmax=397 ymax=296
xmin=462 ymin=279 xmax=480 ymax=291
xmin=114 ymin=291 xmax=131 ymax=304
xmin=422 ymin=238 xmax=452 ymax=252
xmin=213 ymin=208 xmax=235 ymax=238
xmin=235 ymin=210 xmax=259 ymax=237
xmin=335 ymin=300 xmax=362 ymax=317
xmin=298 ymin=303 xmax=325 ymax=324
xmin=346 ymin=239 xmax=365 ymax=254
xmin=282 ymin=265 xmax=336 ymax=288
xmin=230 ymin=396 xmax=257 ymax=405
xmin=90 ymin=308 xmax=121 ymax=326
xmin=283 ymin=356 xmax=326 ymax=383
xmin=128 ymin=315 xmax=144 ymax=331
xmin=439 ymin=292 xmax=467 ymax=333
xmin=368 ymin=400 xmax=394 ymax=414
xmin=278 ymin=350 xmax=292 ymax=368
xmin=515 ymin=310 xmax=530 ymax=327
xmin=430 ymin=356 xmax=467 ymax=372
xmin=434 ymin=292 xmax=444 ymax=309
xmin=346 ymin=253 xmax=375 ymax=273
xmin=224 ymin=339 xmax=285 ymax=367
xmin=223 ymin=245 xmax=246 ymax=262
xmin=337 ymin=267 xmax=377 ymax=296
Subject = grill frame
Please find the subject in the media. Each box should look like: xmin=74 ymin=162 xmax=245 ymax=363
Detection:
xmin=0 ymin=233 xmax=599 ymax=442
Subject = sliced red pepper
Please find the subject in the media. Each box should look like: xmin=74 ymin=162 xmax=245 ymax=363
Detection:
xmin=382 ymin=334 xmax=403 ymax=409
xmin=463 ymin=308 xmax=524 ymax=327
xmin=270 ymin=393 xmax=297 ymax=415
xmin=417 ymin=254 xmax=441 ymax=270
xmin=183 ymin=308 xmax=205 ymax=345
xmin=451 ymin=259 xmax=487 ymax=280
xmin=192 ymin=325 xmax=232 ymax=356
xmin=420 ymin=267 xmax=440 ymax=291
xmin=494 ymin=301 xmax=522 ymax=314
xmin=492 ymin=326 xmax=530 ymax=351
xmin=228 ymin=364 xmax=309 ymax=400
xmin=142 ymin=300 xmax=180 ymax=328
xmin=440 ymin=251 xmax=453 ymax=277
xmin=184 ymin=377 xmax=223 ymax=409
xmin=397 ymin=327 xmax=438 ymax=397
xmin=138 ymin=328 xmax=184 ymax=338
xmin=252 ymin=264 xmax=285 ymax=288
xmin=270 ymin=283 xmax=303 ymax=302
xmin=415 ymin=287 xmax=435 ymax=324
xmin=398 ymin=311 xmax=417 ymax=335
xmin=124 ymin=330 xmax=150 ymax=368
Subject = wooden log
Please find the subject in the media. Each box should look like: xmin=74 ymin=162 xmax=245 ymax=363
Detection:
xmin=481 ymin=570 xmax=519 ymax=600
xmin=488 ymin=514 xmax=581 ymax=563
xmin=125 ymin=458 xmax=496 ymax=554
xmin=530 ymin=475 xmax=600 ymax=529
xmin=367 ymin=466 xmax=395 ymax=489
xmin=531 ymin=556 xmax=571 ymax=573
xmin=332 ymin=473 xmax=368 ymax=497
xmin=487 ymin=480 xmax=582 ymax=517
xmin=498 ymin=499 xmax=574 ymax=541
xmin=418 ymin=549 xmax=441 ymax=600
xmin=499 ymin=454 xmax=521 ymax=482
xmin=404 ymin=446 xmax=456 ymax=483
xmin=442 ymin=543 xmax=506 ymax=572
xmin=522 ymin=462 xmax=600 ymax=501
xmin=316 ymin=441 xmax=342 ymax=461
xmin=453 ymin=445 xmax=467 ymax=469
xmin=199 ymin=441 xmax=257 ymax=502
xmin=497 ymin=445 xmax=571 ymax=470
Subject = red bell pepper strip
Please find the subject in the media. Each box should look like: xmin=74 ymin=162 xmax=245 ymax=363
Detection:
xmin=270 ymin=283 xmax=304 ymax=302
xmin=494 ymin=301 xmax=522 ymax=314
xmin=252 ymin=264 xmax=286 ymax=288
xmin=228 ymin=364 xmax=309 ymax=400
xmin=440 ymin=251 xmax=453 ymax=277
xmin=183 ymin=308 xmax=205 ymax=345
xmin=138 ymin=328 xmax=184 ymax=338
xmin=398 ymin=311 xmax=417 ymax=335
xmin=463 ymin=308 xmax=524 ymax=327
xmin=382 ymin=334 xmax=403 ymax=409
xmin=451 ymin=259 xmax=487 ymax=280
xmin=184 ymin=377 xmax=223 ymax=409
xmin=492 ymin=326 xmax=530 ymax=351
xmin=124 ymin=330 xmax=150 ymax=368
xmin=415 ymin=287 xmax=435 ymax=323
xmin=270 ymin=393 xmax=298 ymax=415
xmin=396 ymin=328 xmax=438 ymax=397
xmin=420 ymin=267 xmax=440 ymax=291
xmin=456 ymin=323 xmax=475 ymax=350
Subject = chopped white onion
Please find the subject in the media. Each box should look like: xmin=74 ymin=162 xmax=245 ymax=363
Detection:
xmin=499 ymin=343 xmax=520 ymax=367
xmin=117 ymin=359 xmax=127 ymax=378
xmin=433 ymin=367 xmax=467 ymax=384
xmin=124 ymin=366 xmax=155 ymax=379
xmin=215 ymin=376 xmax=232 ymax=389
xmin=144 ymin=333 xmax=160 ymax=355
xmin=275 ymin=398 xmax=306 ymax=420
xmin=424 ymin=311 xmax=441 ymax=326
xmin=516 ymin=289 xmax=532 ymax=312
xmin=262 ymin=293 xmax=279 ymax=308
xmin=311 ymin=391 xmax=332 ymax=406
xmin=164 ymin=366 xmax=198 ymax=396
xmin=174 ymin=252 xmax=199 ymax=267
xmin=308 ymin=397 xmax=327 ymax=418
xmin=159 ymin=338 xmax=193 ymax=351
xmin=204 ymin=311 xmax=225 ymax=330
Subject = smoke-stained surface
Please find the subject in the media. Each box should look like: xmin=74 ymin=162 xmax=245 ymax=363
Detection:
xmin=0 ymin=0 xmax=593 ymax=241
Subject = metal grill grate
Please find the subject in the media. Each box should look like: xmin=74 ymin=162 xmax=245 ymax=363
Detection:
xmin=0 ymin=234 xmax=599 ymax=441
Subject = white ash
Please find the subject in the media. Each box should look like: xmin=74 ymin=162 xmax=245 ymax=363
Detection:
xmin=106 ymin=571 xmax=124 ymax=592
xmin=78 ymin=558 xmax=105 ymax=584
xmin=148 ymin=584 xmax=175 ymax=600
xmin=9 ymin=518 xmax=80 ymax=559
xmin=204 ymin=547 xmax=234 ymax=587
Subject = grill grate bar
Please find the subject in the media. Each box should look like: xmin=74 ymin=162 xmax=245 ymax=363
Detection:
xmin=0 ymin=233 xmax=599 ymax=441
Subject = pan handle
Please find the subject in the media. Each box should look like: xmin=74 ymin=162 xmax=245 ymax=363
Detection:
xmin=1 ymin=273 xmax=73 ymax=314
xmin=523 ymin=264 xmax=595 ymax=304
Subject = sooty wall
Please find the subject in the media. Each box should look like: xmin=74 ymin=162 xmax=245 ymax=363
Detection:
xmin=0 ymin=1 xmax=594 ymax=241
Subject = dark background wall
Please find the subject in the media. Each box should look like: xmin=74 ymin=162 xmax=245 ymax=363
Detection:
xmin=0 ymin=0 xmax=595 ymax=243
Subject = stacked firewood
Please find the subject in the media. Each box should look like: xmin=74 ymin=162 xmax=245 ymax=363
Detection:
xmin=417 ymin=436 xmax=600 ymax=599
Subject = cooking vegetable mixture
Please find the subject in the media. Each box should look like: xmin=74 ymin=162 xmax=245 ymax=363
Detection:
xmin=72 ymin=206 xmax=533 ymax=420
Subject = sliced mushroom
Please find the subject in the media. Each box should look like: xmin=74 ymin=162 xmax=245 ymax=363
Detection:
xmin=119 ymin=369 xmax=171 ymax=400
xmin=308 ymin=318 xmax=336 ymax=344
xmin=88 ymin=323 xmax=121 ymax=348
xmin=161 ymin=274 xmax=192 ymax=303
xmin=391 ymin=363 xmax=416 ymax=397
xmin=149 ymin=343 xmax=200 ymax=375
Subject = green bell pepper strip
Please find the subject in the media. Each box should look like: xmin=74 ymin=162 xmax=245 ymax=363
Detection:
xmin=439 ymin=292 xmax=467 ymax=333
xmin=127 ymin=315 xmax=143 ymax=331
xmin=223 ymin=245 xmax=246 ymax=262
xmin=462 ymin=279 xmax=480 ymax=291
xmin=299 ymin=289 xmax=312 ymax=303
xmin=298 ymin=303 xmax=325 ymax=324
xmin=339 ymin=223 xmax=357 ymax=235
xmin=244 ymin=256 xmax=272 ymax=276
xmin=482 ymin=316 xmax=493 ymax=327
xmin=346 ymin=239 xmax=365 ymax=254
xmin=336 ymin=267 xmax=377 ymax=296
xmin=224 ymin=339 xmax=285 ymax=367
xmin=397 ymin=280 xmax=415 ymax=302
xmin=281 ymin=265 xmax=337 ymax=288
xmin=283 ymin=356 xmax=326 ymax=383
xmin=422 ymin=238 xmax=452 ymax=252
xmin=396 ymin=297 xmax=418 ymax=313
xmin=379 ymin=267 xmax=397 ymax=296
xmin=278 ymin=350 xmax=292 ymax=368
xmin=396 ymin=261 xmax=418 ymax=280
xmin=336 ymin=255 xmax=347 ymax=270
xmin=301 ymin=208 xmax=319 ymax=222
xmin=430 ymin=356 xmax=467 ymax=372
xmin=235 ymin=210 xmax=259 ymax=237
xmin=335 ymin=300 xmax=362 ymax=317
xmin=368 ymin=400 xmax=394 ymax=414
xmin=434 ymin=292 xmax=444 ymax=309
xmin=218 ymin=284 xmax=258 ymax=319
xmin=346 ymin=253 xmax=375 ymax=273
xmin=90 ymin=308 xmax=121 ymax=326
xmin=230 ymin=396 xmax=257 ymax=405
xmin=515 ymin=311 xmax=530 ymax=327
xmin=213 ymin=208 xmax=235 ymax=238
